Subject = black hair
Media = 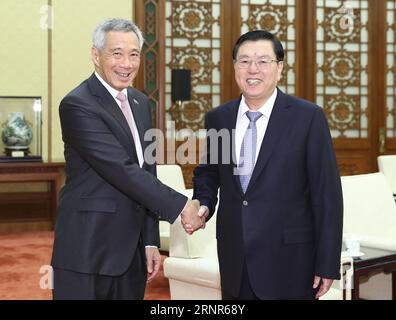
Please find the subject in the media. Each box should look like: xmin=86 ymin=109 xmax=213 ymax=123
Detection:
xmin=232 ymin=30 xmax=284 ymax=62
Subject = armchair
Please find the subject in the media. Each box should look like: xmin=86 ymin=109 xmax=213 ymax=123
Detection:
xmin=163 ymin=189 xmax=221 ymax=300
xmin=340 ymin=172 xmax=396 ymax=299
xmin=156 ymin=165 xmax=186 ymax=253
xmin=341 ymin=172 xmax=396 ymax=251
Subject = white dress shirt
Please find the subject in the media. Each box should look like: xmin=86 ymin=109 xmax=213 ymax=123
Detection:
xmin=235 ymin=88 xmax=278 ymax=166
xmin=200 ymin=88 xmax=278 ymax=218
xmin=95 ymin=72 xmax=144 ymax=167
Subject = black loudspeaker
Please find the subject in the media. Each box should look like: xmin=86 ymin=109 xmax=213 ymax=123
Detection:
xmin=171 ymin=69 xmax=191 ymax=102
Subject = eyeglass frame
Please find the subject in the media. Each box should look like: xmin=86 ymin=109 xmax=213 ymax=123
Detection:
xmin=234 ymin=57 xmax=283 ymax=70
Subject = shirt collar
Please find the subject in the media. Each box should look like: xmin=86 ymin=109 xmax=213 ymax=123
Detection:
xmin=95 ymin=72 xmax=128 ymax=101
xmin=239 ymin=87 xmax=278 ymax=120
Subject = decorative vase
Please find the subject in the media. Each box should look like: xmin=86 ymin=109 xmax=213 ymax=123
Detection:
xmin=1 ymin=112 xmax=33 ymax=150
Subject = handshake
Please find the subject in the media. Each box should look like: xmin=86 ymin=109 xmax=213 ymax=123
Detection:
xmin=180 ymin=199 xmax=209 ymax=235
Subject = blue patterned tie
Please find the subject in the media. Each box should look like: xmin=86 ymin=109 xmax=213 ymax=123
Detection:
xmin=239 ymin=111 xmax=262 ymax=193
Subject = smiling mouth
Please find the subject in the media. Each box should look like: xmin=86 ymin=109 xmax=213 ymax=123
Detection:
xmin=115 ymin=71 xmax=131 ymax=78
xmin=246 ymin=79 xmax=262 ymax=85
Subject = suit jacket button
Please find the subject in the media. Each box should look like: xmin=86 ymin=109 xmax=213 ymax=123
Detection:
xmin=243 ymin=200 xmax=248 ymax=206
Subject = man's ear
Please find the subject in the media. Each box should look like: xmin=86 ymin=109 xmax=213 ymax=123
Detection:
xmin=277 ymin=61 xmax=284 ymax=81
xmin=91 ymin=47 xmax=100 ymax=67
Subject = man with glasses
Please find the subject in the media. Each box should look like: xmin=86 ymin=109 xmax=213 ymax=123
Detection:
xmin=190 ymin=30 xmax=343 ymax=300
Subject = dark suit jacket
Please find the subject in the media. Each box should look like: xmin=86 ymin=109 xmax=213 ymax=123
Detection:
xmin=193 ymin=89 xmax=343 ymax=299
xmin=51 ymin=74 xmax=187 ymax=276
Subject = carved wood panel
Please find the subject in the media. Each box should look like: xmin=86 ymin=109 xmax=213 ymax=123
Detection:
xmin=165 ymin=0 xmax=221 ymax=133
xmin=316 ymin=0 xmax=369 ymax=139
xmin=386 ymin=0 xmax=396 ymax=152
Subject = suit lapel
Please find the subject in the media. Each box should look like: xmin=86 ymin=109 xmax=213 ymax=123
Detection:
xmin=245 ymin=89 xmax=292 ymax=193
xmin=87 ymin=74 xmax=139 ymax=160
xmin=223 ymin=98 xmax=245 ymax=194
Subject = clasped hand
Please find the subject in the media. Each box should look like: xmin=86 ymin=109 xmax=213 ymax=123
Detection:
xmin=180 ymin=199 xmax=209 ymax=235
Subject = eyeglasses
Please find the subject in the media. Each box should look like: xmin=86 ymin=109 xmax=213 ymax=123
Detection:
xmin=235 ymin=58 xmax=280 ymax=70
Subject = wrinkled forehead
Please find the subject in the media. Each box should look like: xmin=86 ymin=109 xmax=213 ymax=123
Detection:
xmin=104 ymin=31 xmax=140 ymax=49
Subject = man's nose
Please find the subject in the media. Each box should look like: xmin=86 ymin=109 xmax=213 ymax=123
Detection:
xmin=120 ymin=55 xmax=133 ymax=68
xmin=247 ymin=61 xmax=259 ymax=72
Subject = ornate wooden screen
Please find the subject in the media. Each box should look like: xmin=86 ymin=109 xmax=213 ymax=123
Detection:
xmin=315 ymin=0 xmax=376 ymax=175
xmin=135 ymin=0 xmax=165 ymax=130
xmin=386 ymin=1 xmax=395 ymax=138
xmin=316 ymin=0 xmax=369 ymax=140
xmin=165 ymin=0 xmax=221 ymax=134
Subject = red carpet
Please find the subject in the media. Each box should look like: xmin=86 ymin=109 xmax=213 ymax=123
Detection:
xmin=0 ymin=231 xmax=170 ymax=300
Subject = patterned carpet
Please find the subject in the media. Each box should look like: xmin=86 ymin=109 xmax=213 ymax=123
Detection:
xmin=0 ymin=231 xmax=170 ymax=300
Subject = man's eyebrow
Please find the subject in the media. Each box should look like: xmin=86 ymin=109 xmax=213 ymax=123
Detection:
xmin=110 ymin=48 xmax=140 ymax=53
xmin=240 ymin=54 xmax=274 ymax=58
xmin=237 ymin=54 xmax=272 ymax=58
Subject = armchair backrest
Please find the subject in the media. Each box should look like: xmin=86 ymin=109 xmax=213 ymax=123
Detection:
xmin=156 ymin=164 xmax=186 ymax=190
xmin=377 ymin=155 xmax=396 ymax=195
xmin=341 ymin=172 xmax=396 ymax=249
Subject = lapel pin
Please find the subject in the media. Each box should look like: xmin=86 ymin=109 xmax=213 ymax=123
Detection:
xmin=133 ymin=98 xmax=139 ymax=105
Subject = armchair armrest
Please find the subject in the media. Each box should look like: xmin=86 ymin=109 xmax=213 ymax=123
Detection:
xmin=169 ymin=189 xmax=217 ymax=259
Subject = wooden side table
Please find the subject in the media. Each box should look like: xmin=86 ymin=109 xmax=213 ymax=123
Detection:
xmin=351 ymin=246 xmax=396 ymax=300
xmin=0 ymin=162 xmax=65 ymax=230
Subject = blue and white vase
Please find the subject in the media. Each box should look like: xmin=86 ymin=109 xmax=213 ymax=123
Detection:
xmin=1 ymin=112 xmax=33 ymax=150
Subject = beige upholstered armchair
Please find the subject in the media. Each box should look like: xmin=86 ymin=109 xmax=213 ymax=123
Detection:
xmin=156 ymin=165 xmax=186 ymax=254
xmin=339 ymin=172 xmax=396 ymax=299
xmin=163 ymin=189 xmax=221 ymax=300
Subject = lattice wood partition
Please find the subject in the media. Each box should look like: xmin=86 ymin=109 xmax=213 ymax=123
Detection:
xmin=316 ymin=0 xmax=369 ymax=139
xmin=387 ymin=0 xmax=396 ymax=139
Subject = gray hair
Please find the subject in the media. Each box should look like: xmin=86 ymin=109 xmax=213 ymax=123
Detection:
xmin=92 ymin=18 xmax=144 ymax=51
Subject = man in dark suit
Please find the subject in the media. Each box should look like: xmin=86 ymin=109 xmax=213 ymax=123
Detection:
xmin=190 ymin=30 xmax=343 ymax=300
xmin=51 ymin=18 xmax=202 ymax=300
